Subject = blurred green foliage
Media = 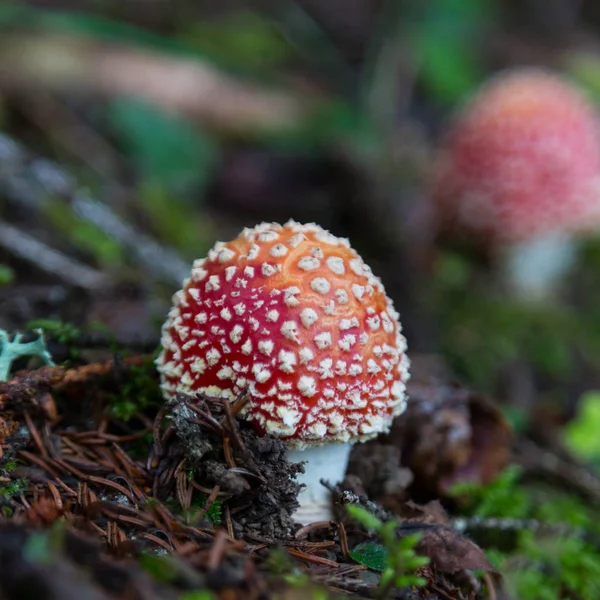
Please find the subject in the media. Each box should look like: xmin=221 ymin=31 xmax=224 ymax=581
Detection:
xmin=409 ymin=0 xmax=493 ymax=106
xmin=22 ymin=522 xmax=66 ymax=565
xmin=106 ymin=98 xmax=218 ymax=193
xmin=0 ymin=265 xmax=14 ymax=286
xmin=137 ymin=182 xmax=214 ymax=259
xmin=42 ymin=202 xmax=123 ymax=268
xmin=431 ymin=255 xmax=566 ymax=387
xmin=563 ymin=391 xmax=600 ymax=464
xmin=0 ymin=5 xmax=210 ymax=61
xmin=451 ymin=466 xmax=532 ymax=519
xmin=454 ymin=467 xmax=600 ymax=599
xmin=427 ymin=245 xmax=600 ymax=411
xmin=564 ymin=51 xmax=600 ymax=104
xmin=180 ymin=11 xmax=293 ymax=73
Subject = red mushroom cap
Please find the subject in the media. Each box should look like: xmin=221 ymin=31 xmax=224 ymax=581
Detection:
xmin=432 ymin=68 xmax=600 ymax=244
xmin=157 ymin=221 xmax=409 ymax=449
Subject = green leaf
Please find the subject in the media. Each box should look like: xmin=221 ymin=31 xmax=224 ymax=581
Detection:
xmin=407 ymin=0 xmax=494 ymax=106
xmin=138 ymin=553 xmax=180 ymax=583
xmin=563 ymin=391 xmax=600 ymax=462
xmin=106 ymin=98 xmax=218 ymax=192
xmin=349 ymin=542 xmax=388 ymax=572
xmin=414 ymin=32 xmax=481 ymax=106
xmin=346 ymin=504 xmax=382 ymax=531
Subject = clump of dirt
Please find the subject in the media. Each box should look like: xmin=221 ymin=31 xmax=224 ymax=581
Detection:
xmin=167 ymin=393 xmax=304 ymax=539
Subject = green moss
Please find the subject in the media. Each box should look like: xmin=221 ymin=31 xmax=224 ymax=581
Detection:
xmin=203 ymin=499 xmax=222 ymax=526
xmin=501 ymin=533 xmax=600 ymax=600
xmin=453 ymin=466 xmax=600 ymax=599
xmin=26 ymin=319 xmax=80 ymax=345
xmin=107 ymin=357 xmax=162 ymax=422
xmin=451 ymin=465 xmax=532 ymax=519
xmin=0 ymin=478 xmax=28 ymax=499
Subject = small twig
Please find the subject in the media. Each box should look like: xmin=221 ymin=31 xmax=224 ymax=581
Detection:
xmin=207 ymin=529 xmax=232 ymax=570
xmin=0 ymin=33 xmax=307 ymax=134
xmin=0 ymin=355 xmax=148 ymax=406
xmin=0 ymin=221 xmax=107 ymax=289
xmin=337 ymin=521 xmax=350 ymax=559
xmin=516 ymin=439 xmax=600 ymax=503
xmin=452 ymin=515 xmax=600 ymax=549
xmin=285 ymin=546 xmax=340 ymax=568
xmin=326 ymin=482 xmax=392 ymax=522
xmin=482 ymin=572 xmax=497 ymax=600
xmin=182 ymin=399 xmax=224 ymax=434
xmin=23 ymin=411 xmax=48 ymax=459
xmin=0 ymin=133 xmax=189 ymax=286
xmin=224 ymin=504 xmax=235 ymax=540
xmin=294 ymin=521 xmax=332 ymax=540
xmin=151 ymin=404 xmax=168 ymax=461
xmin=220 ymin=393 xmax=262 ymax=477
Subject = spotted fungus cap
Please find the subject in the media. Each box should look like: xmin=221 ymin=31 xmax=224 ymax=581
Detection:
xmin=432 ymin=68 xmax=600 ymax=243
xmin=157 ymin=221 xmax=409 ymax=449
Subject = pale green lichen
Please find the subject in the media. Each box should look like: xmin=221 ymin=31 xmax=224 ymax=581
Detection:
xmin=0 ymin=329 xmax=54 ymax=382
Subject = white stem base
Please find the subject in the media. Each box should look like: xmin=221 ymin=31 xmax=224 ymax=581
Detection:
xmin=287 ymin=442 xmax=352 ymax=525
xmin=500 ymin=234 xmax=577 ymax=302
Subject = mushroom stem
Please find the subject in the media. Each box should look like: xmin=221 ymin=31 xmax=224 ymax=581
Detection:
xmin=498 ymin=233 xmax=577 ymax=302
xmin=287 ymin=442 xmax=352 ymax=524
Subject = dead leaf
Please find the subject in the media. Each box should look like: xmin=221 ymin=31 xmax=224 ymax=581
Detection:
xmin=398 ymin=500 xmax=495 ymax=574
xmin=391 ymin=361 xmax=512 ymax=497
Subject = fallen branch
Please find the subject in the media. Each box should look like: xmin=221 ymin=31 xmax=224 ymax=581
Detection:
xmin=0 ymin=33 xmax=309 ymax=135
xmin=0 ymin=133 xmax=190 ymax=286
xmin=0 ymin=221 xmax=107 ymax=289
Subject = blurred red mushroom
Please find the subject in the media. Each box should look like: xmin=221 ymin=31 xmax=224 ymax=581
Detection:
xmin=432 ymin=68 xmax=600 ymax=299
xmin=156 ymin=221 xmax=409 ymax=523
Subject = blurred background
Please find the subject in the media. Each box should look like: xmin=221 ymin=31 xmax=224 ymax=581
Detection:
xmin=3 ymin=0 xmax=600 ymax=456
